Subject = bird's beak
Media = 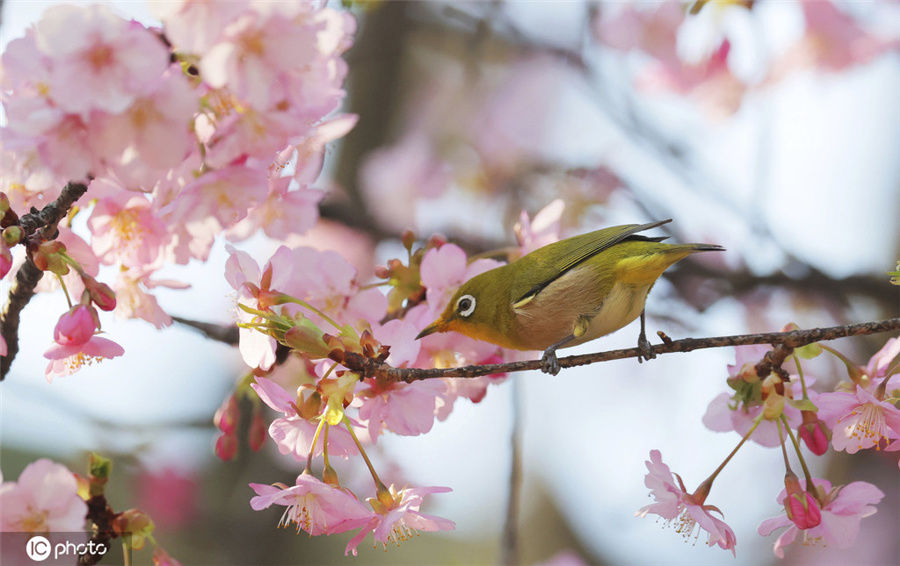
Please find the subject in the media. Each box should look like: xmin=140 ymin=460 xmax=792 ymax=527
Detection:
xmin=415 ymin=318 xmax=448 ymax=340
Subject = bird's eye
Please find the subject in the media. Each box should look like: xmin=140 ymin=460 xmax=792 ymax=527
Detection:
xmin=456 ymin=294 xmax=476 ymax=317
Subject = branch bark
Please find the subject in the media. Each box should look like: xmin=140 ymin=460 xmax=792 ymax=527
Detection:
xmin=333 ymin=317 xmax=900 ymax=382
xmin=1 ymin=181 xmax=89 ymax=380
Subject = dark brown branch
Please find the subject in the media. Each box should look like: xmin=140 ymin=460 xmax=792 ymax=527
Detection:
xmin=171 ymin=315 xmax=239 ymax=345
xmin=78 ymin=494 xmax=117 ymax=566
xmin=334 ymin=318 xmax=900 ymax=382
xmin=1 ymin=182 xmax=89 ymax=380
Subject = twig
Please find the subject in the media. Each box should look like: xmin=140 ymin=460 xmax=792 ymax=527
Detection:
xmin=171 ymin=315 xmax=239 ymax=345
xmin=333 ymin=318 xmax=900 ymax=382
xmin=1 ymin=182 xmax=89 ymax=380
xmin=78 ymin=494 xmax=116 ymax=566
xmin=500 ymin=377 xmax=523 ymax=566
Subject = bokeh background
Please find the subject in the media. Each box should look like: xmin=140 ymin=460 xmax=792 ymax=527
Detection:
xmin=1 ymin=1 xmax=898 ymax=565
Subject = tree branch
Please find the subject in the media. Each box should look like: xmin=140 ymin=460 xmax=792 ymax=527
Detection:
xmin=1 ymin=182 xmax=89 ymax=380
xmin=333 ymin=317 xmax=900 ymax=382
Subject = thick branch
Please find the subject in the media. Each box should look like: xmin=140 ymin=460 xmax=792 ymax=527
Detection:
xmin=335 ymin=318 xmax=900 ymax=382
xmin=1 ymin=181 xmax=89 ymax=380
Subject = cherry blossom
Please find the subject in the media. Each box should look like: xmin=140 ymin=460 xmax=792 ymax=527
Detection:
xmin=52 ymin=305 xmax=97 ymax=347
xmin=815 ymin=385 xmax=900 ymax=454
xmin=0 ymin=459 xmax=87 ymax=532
xmin=250 ymin=473 xmax=374 ymax=536
xmin=758 ymin=479 xmax=884 ymax=558
xmin=345 ymin=485 xmax=455 ymax=555
xmin=636 ymin=450 xmax=736 ymax=555
xmin=44 ymin=336 xmax=124 ymax=382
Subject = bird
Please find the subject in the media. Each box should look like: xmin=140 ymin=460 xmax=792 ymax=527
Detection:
xmin=415 ymin=219 xmax=724 ymax=374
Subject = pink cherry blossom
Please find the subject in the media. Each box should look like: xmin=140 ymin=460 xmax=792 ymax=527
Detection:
xmin=514 ymin=199 xmax=564 ymax=256
xmin=758 ymin=478 xmax=884 ymax=558
xmin=356 ymin=379 xmax=447 ymax=439
xmin=53 ymin=305 xmax=97 ymax=347
xmin=43 ymin=336 xmax=124 ymax=382
xmin=345 ymin=485 xmax=455 ymax=555
xmin=150 ymin=0 xmax=248 ymax=54
xmin=34 ymin=4 xmax=169 ymax=116
xmin=0 ymin=459 xmax=87 ymax=532
xmin=636 ymin=450 xmax=736 ymax=555
xmin=89 ymin=192 xmax=170 ymax=270
xmin=250 ymin=473 xmax=375 ymax=536
xmin=815 ymin=386 xmax=900 ymax=453
xmin=865 ymin=337 xmax=900 ymax=379
xmin=251 ymin=377 xmax=357 ymax=461
xmin=199 ymin=6 xmax=321 ymax=110
xmin=594 ymin=1 xmax=683 ymax=66
xmin=227 ymin=176 xmax=323 ymax=241
xmin=112 ymin=273 xmax=181 ymax=328
xmin=90 ymin=68 xmax=197 ymax=176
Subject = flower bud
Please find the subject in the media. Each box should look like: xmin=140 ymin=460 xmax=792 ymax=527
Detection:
xmin=0 ymin=192 xmax=9 ymax=215
xmin=374 ymin=265 xmax=391 ymax=279
xmin=798 ymin=410 xmax=830 ymax=456
xmin=32 ymin=240 xmax=69 ymax=275
xmin=284 ymin=320 xmax=330 ymax=358
xmin=215 ymin=432 xmax=238 ymax=461
xmin=214 ymin=394 xmax=240 ymax=434
xmin=2 ymin=225 xmax=22 ymax=246
xmin=113 ymin=509 xmax=155 ymax=550
xmin=783 ymin=471 xmax=821 ymax=530
xmin=248 ymin=407 xmax=266 ymax=452
xmin=401 ymin=229 xmax=416 ymax=251
xmin=84 ymin=275 xmax=117 ymax=311
xmin=0 ymin=244 xmax=11 ymax=280
xmin=427 ymin=233 xmax=447 ymax=248
xmin=53 ymin=304 xmax=98 ymax=347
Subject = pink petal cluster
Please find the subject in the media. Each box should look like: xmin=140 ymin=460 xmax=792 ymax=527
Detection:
xmin=636 ymin=450 xmax=736 ymax=555
xmin=1 ymin=1 xmax=357 ymax=338
xmin=251 ymin=377 xmax=357 ymax=462
xmin=0 ymin=459 xmax=87 ymax=532
xmin=758 ymin=478 xmax=884 ymax=558
xmin=250 ymin=473 xmax=374 ymax=536
xmin=816 ymin=386 xmax=900 ymax=453
xmin=345 ymin=486 xmax=455 ymax=555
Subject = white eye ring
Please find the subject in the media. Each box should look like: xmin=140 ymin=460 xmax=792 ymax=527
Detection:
xmin=456 ymin=294 xmax=476 ymax=317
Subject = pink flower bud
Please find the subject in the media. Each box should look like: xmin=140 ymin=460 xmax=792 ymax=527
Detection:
xmin=53 ymin=305 xmax=97 ymax=347
xmin=214 ymin=394 xmax=240 ymax=434
xmin=785 ymin=491 xmax=822 ymax=529
xmin=798 ymin=418 xmax=830 ymax=456
xmin=215 ymin=432 xmax=238 ymax=461
xmin=248 ymin=408 xmax=266 ymax=452
xmin=374 ymin=265 xmax=391 ymax=279
xmin=783 ymin=471 xmax=822 ymax=529
xmin=0 ymin=243 xmax=11 ymax=279
xmin=84 ymin=276 xmax=117 ymax=311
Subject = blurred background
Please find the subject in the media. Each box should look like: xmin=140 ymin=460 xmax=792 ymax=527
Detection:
xmin=1 ymin=1 xmax=898 ymax=565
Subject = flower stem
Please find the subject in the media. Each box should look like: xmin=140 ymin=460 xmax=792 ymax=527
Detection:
xmin=55 ymin=273 xmax=73 ymax=308
xmin=776 ymin=418 xmax=792 ymax=472
xmin=781 ymin=414 xmax=816 ymax=493
xmin=281 ymin=297 xmax=342 ymax=331
xmin=343 ymin=417 xmax=386 ymax=492
xmin=792 ymin=354 xmax=810 ymax=399
xmin=304 ymin=418 xmax=326 ymax=474
xmin=703 ymin=417 xmax=761 ymax=486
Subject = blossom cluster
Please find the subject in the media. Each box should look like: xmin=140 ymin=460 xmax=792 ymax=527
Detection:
xmin=0 ymin=2 xmax=355 ymax=379
xmin=638 ymin=337 xmax=898 ymax=557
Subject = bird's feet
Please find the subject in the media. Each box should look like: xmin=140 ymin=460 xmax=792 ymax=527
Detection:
xmin=637 ymin=332 xmax=656 ymax=363
xmin=540 ymin=348 xmax=561 ymax=375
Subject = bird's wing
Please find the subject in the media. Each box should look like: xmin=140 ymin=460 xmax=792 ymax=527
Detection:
xmin=510 ymin=219 xmax=672 ymax=308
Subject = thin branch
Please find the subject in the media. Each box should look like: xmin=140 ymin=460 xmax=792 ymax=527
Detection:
xmin=331 ymin=317 xmax=900 ymax=382
xmin=1 ymin=182 xmax=89 ymax=380
xmin=500 ymin=376 xmax=523 ymax=566
xmin=171 ymin=315 xmax=239 ymax=345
